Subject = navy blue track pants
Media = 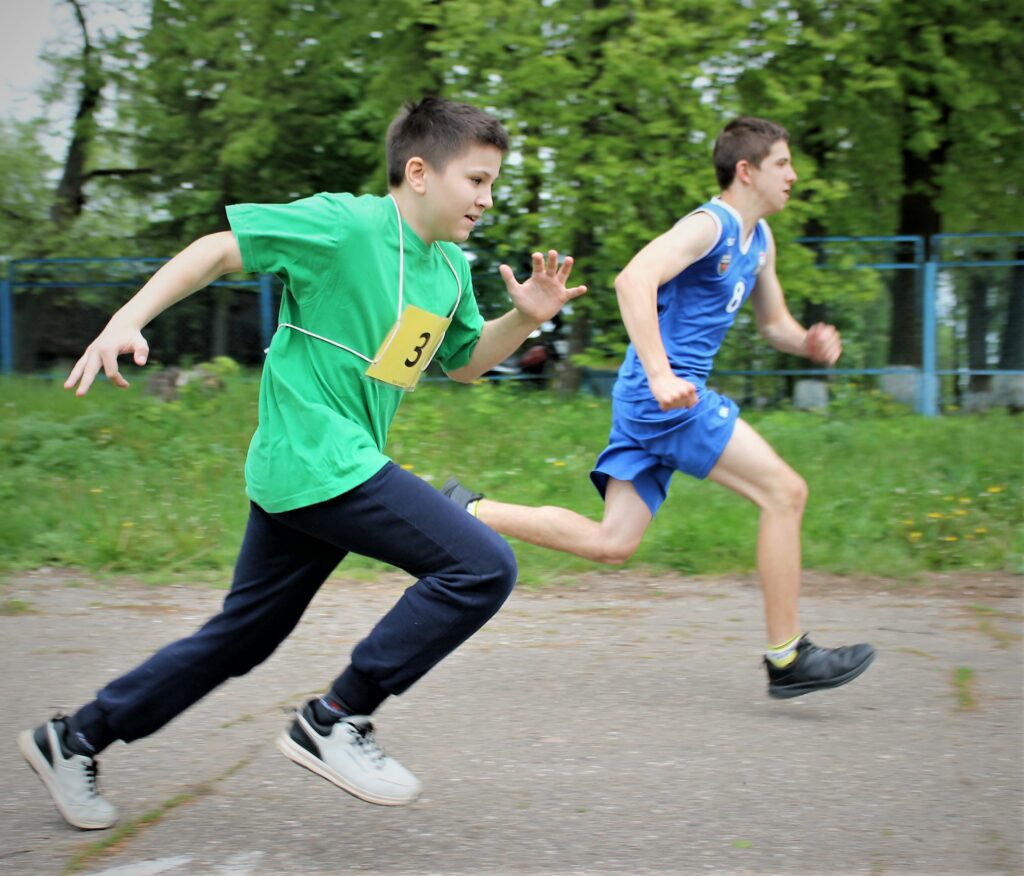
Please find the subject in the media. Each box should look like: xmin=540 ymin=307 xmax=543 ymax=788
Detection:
xmin=73 ymin=463 xmax=517 ymax=749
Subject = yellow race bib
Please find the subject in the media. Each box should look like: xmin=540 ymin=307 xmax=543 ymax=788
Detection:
xmin=363 ymin=304 xmax=452 ymax=391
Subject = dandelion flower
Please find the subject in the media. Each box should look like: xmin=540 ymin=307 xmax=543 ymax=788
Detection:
xmin=986 ymin=485 xmax=1005 ymax=494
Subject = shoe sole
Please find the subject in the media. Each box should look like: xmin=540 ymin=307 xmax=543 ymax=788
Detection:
xmin=275 ymin=731 xmax=419 ymax=807
xmin=18 ymin=730 xmax=116 ymax=830
xmin=768 ymin=649 xmax=876 ymax=699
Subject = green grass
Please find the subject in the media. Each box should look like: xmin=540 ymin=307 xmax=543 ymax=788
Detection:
xmin=1 ymin=371 xmax=1021 ymax=587
xmin=953 ymin=667 xmax=978 ymax=711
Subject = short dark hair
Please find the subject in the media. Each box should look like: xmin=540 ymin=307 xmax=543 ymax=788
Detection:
xmin=713 ymin=117 xmax=790 ymax=189
xmin=386 ymin=97 xmax=510 ymax=187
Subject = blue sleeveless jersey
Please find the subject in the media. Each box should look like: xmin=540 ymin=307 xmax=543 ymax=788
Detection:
xmin=614 ymin=198 xmax=770 ymax=400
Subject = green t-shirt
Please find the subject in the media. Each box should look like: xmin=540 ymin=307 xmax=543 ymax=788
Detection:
xmin=227 ymin=192 xmax=483 ymax=512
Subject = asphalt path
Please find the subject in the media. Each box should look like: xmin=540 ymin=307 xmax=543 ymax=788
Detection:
xmin=2 ymin=568 xmax=1021 ymax=876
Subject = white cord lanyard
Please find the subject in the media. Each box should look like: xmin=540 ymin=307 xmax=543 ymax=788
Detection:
xmin=276 ymin=194 xmax=462 ymax=363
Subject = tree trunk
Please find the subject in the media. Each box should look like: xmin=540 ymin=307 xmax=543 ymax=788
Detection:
xmin=888 ymin=97 xmax=949 ymax=366
xmin=50 ymin=0 xmax=103 ymax=226
xmin=999 ymin=245 xmax=1024 ymax=370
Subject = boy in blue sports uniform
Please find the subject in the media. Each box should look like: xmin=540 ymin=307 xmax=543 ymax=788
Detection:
xmin=19 ymin=97 xmax=585 ymax=831
xmin=444 ymin=117 xmax=874 ymax=699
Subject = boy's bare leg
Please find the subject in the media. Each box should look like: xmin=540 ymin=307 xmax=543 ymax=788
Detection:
xmin=475 ymin=477 xmax=653 ymax=565
xmin=706 ymin=418 xmax=807 ymax=645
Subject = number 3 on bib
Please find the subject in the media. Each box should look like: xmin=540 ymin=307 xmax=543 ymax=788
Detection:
xmin=726 ymin=280 xmax=745 ymax=314
xmin=364 ymin=305 xmax=451 ymax=391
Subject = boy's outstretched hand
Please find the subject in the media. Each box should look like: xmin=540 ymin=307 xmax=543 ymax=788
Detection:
xmin=65 ymin=319 xmax=150 ymax=396
xmin=499 ymin=250 xmax=587 ymax=322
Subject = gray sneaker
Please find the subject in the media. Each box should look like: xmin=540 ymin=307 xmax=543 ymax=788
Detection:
xmin=276 ymin=701 xmax=421 ymax=806
xmin=440 ymin=476 xmax=483 ymax=511
xmin=19 ymin=718 xmax=118 ymax=830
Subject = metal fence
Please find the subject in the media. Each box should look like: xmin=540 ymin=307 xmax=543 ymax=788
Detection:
xmin=2 ymin=233 xmax=1022 ymax=415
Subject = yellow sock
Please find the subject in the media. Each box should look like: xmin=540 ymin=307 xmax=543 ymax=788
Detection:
xmin=766 ymin=633 xmax=801 ymax=668
xmin=467 ymin=499 xmax=480 ymax=518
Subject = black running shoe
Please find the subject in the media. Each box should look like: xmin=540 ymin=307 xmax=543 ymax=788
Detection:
xmin=765 ymin=635 xmax=875 ymax=699
xmin=440 ymin=477 xmax=483 ymax=510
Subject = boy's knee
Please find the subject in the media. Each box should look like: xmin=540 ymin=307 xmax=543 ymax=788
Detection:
xmin=768 ymin=468 xmax=807 ymax=515
xmin=789 ymin=472 xmax=808 ymax=511
xmin=486 ymin=538 xmax=518 ymax=600
xmin=461 ymin=535 xmax=517 ymax=614
xmin=596 ymin=536 xmax=640 ymax=566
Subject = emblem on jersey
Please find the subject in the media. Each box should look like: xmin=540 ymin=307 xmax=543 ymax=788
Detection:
xmin=753 ymin=250 xmax=768 ymax=276
xmin=726 ymin=236 xmax=736 ymax=247
xmin=717 ymin=253 xmax=732 ymax=275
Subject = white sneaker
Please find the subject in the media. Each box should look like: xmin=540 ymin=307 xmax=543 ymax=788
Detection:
xmin=19 ymin=719 xmax=118 ymax=830
xmin=276 ymin=701 xmax=421 ymax=806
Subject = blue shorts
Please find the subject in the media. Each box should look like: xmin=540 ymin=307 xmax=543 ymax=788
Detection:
xmin=590 ymin=388 xmax=739 ymax=517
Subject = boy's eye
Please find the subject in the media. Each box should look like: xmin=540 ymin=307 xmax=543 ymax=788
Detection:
xmin=471 ymin=177 xmax=483 ymax=184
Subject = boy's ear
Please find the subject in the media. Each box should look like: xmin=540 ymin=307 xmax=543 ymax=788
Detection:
xmin=734 ymin=159 xmax=753 ymax=185
xmin=405 ymin=156 xmax=428 ymax=193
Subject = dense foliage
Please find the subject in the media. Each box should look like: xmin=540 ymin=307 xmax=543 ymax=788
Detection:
xmin=2 ymin=0 xmax=1021 ymax=373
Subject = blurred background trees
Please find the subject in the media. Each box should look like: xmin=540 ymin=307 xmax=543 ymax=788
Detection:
xmin=3 ymin=0 xmax=1021 ymax=380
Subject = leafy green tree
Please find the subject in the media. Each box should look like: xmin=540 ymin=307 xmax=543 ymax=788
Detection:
xmin=0 ymin=121 xmax=58 ymax=257
xmin=735 ymin=0 xmax=1024 ymax=367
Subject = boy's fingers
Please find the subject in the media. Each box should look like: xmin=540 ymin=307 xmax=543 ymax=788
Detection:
xmin=566 ymin=284 xmax=587 ymax=299
xmin=499 ymin=264 xmax=519 ymax=289
xmin=557 ymin=256 xmax=575 ymax=280
xmin=100 ymin=349 xmax=129 ymax=389
xmin=75 ymin=357 xmax=101 ymax=396
xmin=64 ymin=354 xmax=86 ymax=389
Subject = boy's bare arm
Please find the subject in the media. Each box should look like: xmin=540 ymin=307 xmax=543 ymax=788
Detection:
xmin=447 ymin=250 xmax=586 ymax=382
xmin=615 ymin=212 xmax=717 ymax=410
xmin=751 ymin=239 xmax=842 ymax=365
xmin=65 ymin=232 xmax=244 ymax=395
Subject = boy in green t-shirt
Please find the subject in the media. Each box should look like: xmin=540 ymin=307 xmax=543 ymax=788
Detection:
xmin=19 ymin=97 xmax=586 ymax=830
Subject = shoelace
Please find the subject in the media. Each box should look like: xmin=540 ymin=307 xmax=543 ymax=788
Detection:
xmin=344 ymin=720 xmax=386 ymax=766
xmin=83 ymin=759 xmax=100 ymax=796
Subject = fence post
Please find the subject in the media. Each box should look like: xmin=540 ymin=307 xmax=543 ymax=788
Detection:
xmin=259 ymin=274 xmax=274 ymax=355
xmin=0 ymin=260 xmax=12 ymax=375
xmin=920 ymin=259 xmax=939 ymax=416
